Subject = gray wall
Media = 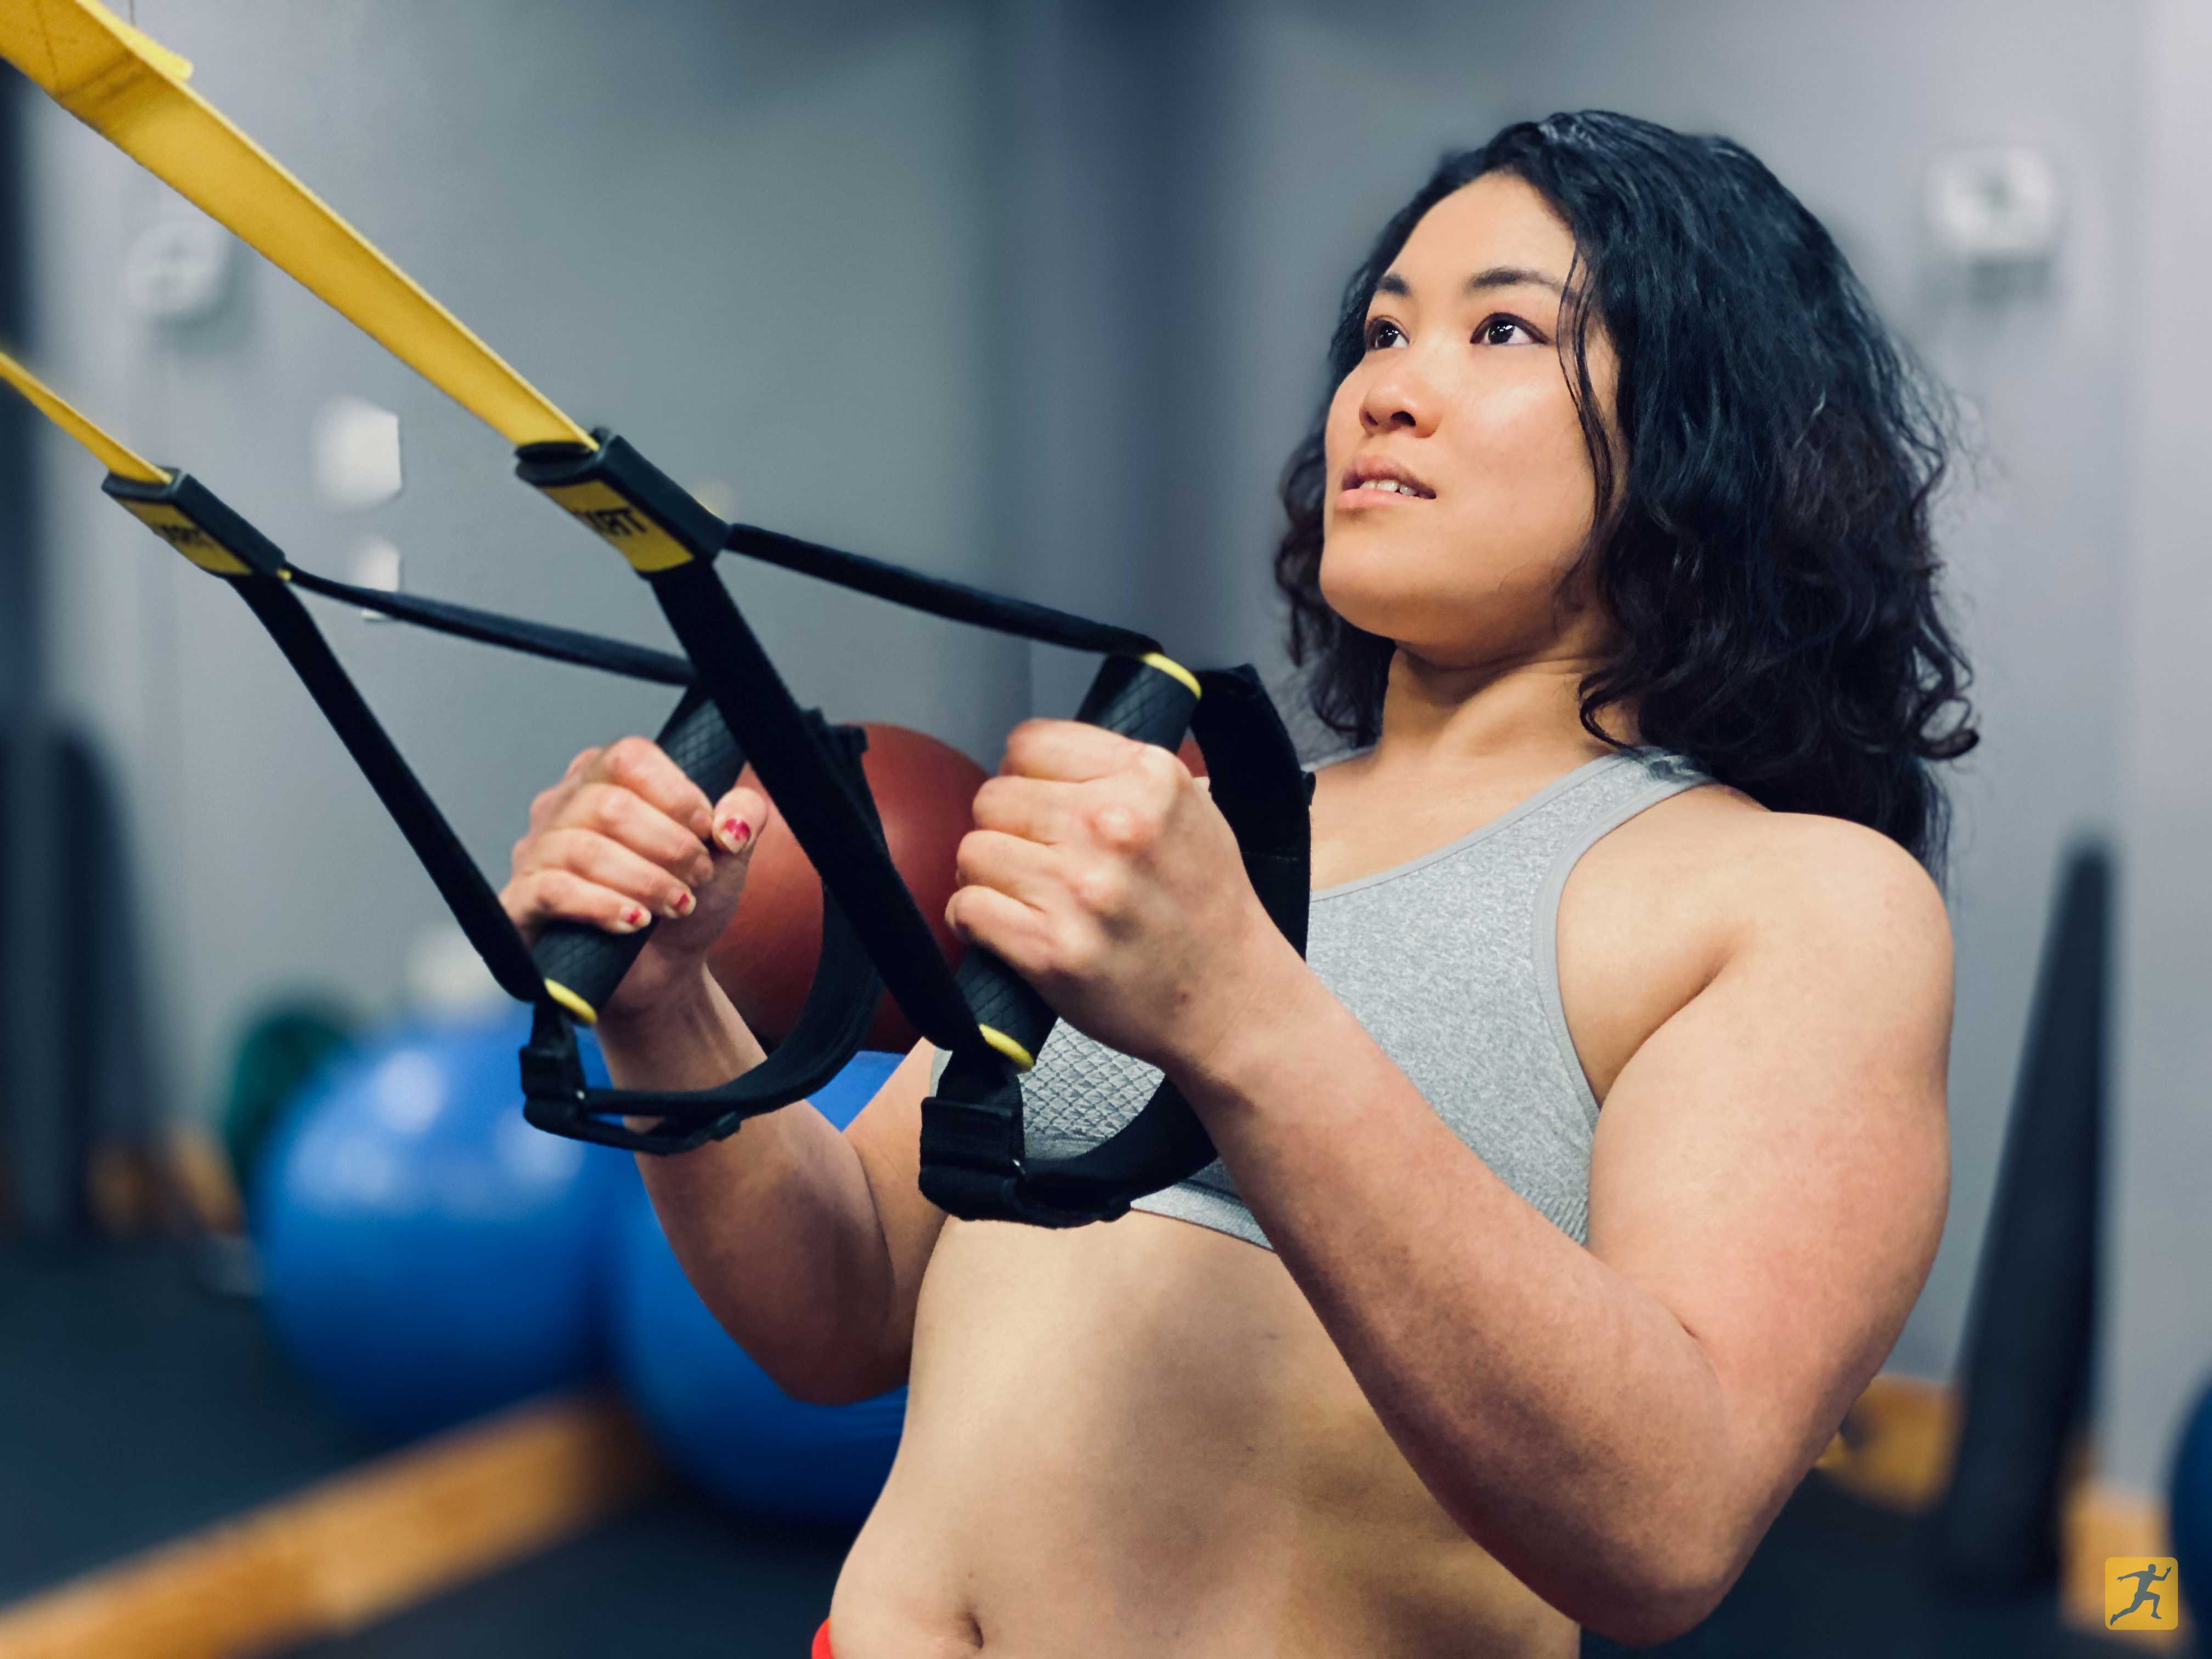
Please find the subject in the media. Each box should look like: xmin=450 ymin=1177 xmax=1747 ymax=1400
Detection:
xmin=2109 ymin=0 xmax=2212 ymax=1495
xmin=21 ymin=0 xmax=2193 ymax=1491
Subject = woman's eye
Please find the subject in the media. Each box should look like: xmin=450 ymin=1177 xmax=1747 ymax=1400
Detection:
xmin=1480 ymin=315 xmax=1538 ymax=346
xmin=1364 ymin=318 xmax=1405 ymax=351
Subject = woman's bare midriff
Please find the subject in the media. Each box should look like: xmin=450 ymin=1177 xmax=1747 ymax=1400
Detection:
xmin=829 ymin=1211 xmax=1579 ymax=1658
xmin=823 ymin=757 xmax=1755 ymax=1657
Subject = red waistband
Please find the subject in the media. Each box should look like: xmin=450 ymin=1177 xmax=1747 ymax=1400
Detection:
xmin=811 ymin=1618 xmax=836 ymax=1659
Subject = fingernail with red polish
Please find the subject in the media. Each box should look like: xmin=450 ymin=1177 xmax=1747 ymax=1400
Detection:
xmin=718 ymin=817 xmax=752 ymax=854
xmin=621 ymin=905 xmax=648 ymax=930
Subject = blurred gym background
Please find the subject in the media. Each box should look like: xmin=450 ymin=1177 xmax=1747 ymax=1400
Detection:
xmin=2 ymin=1 xmax=2208 ymax=1654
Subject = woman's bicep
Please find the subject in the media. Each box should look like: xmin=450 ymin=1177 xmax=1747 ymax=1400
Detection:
xmin=1585 ymin=819 xmax=1953 ymax=1516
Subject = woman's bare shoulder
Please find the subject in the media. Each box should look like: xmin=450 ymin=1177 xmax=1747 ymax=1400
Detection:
xmin=1559 ymin=781 xmax=1951 ymax=1107
xmin=1597 ymin=779 xmax=1946 ymax=947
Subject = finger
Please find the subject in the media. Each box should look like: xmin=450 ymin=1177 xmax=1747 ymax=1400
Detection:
xmin=999 ymin=718 xmax=1150 ymax=783
xmin=955 ymin=827 xmax=1066 ymax=916
xmin=944 ymin=881 xmax=1050 ymax=966
xmin=554 ymin=782 xmax=717 ymax=888
xmin=517 ymin=826 xmax=702 ymax=921
xmin=503 ymin=866 xmax=656 ymax=945
xmin=708 ymin=785 xmax=773 ymax=856
xmin=585 ymin=735 xmax=718 ymax=842
xmin=967 ymin=774 xmax=1083 ymax=844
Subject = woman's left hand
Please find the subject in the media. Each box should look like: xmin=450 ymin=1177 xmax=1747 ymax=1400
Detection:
xmin=945 ymin=719 xmax=1296 ymax=1076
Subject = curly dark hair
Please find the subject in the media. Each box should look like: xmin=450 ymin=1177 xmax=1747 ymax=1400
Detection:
xmin=1274 ymin=111 xmax=1978 ymax=882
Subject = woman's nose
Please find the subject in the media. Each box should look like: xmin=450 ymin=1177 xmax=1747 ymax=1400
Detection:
xmin=1358 ymin=359 xmax=1439 ymax=436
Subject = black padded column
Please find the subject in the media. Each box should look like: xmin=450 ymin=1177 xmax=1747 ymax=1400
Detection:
xmin=1929 ymin=842 xmax=2111 ymax=1590
xmin=0 ymin=77 xmax=82 ymax=1241
xmin=0 ymin=77 xmax=30 ymax=713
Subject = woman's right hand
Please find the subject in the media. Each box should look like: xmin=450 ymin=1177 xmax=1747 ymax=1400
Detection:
xmin=501 ymin=736 xmax=774 ymax=1024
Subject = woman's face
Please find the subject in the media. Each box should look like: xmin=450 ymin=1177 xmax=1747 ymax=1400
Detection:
xmin=1321 ymin=172 xmax=1618 ymax=668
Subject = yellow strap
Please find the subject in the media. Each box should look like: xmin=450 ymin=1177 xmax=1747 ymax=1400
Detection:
xmin=0 ymin=0 xmax=590 ymax=452
xmin=0 ymin=345 xmax=170 ymax=483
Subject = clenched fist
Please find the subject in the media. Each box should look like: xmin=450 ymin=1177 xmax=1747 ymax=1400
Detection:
xmin=501 ymin=735 xmax=772 ymax=1024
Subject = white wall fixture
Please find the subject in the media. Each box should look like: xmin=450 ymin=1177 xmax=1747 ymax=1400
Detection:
xmin=121 ymin=201 xmax=236 ymax=324
xmin=350 ymin=535 xmax=403 ymax=622
xmin=312 ymin=395 xmax=406 ymax=512
xmin=1925 ymin=143 xmax=2063 ymax=269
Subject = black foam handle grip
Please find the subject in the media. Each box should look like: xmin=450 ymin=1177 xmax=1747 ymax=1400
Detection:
xmin=952 ymin=654 xmax=1200 ymax=1070
xmin=531 ymin=692 xmax=744 ymax=1023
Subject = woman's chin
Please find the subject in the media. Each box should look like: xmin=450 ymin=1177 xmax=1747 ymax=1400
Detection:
xmin=1318 ymin=544 xmax=1464 ymax=624
xmin=1316 ymin=579 xmax=1451 ymax=644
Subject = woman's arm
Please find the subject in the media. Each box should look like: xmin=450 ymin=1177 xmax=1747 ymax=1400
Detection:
xmin=599 ymin=981 xmax=943 ymax=1406
xmin=1169 ymin=814 xmax=1952 ymax=1645
xmin=500 ymin=728 xmax=947 ymax=1407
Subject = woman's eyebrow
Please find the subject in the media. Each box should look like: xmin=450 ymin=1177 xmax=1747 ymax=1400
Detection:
xmin=1374 ymin=265 xmax=1565 ymax=300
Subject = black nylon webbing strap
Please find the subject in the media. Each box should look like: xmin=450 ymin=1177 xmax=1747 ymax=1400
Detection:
xmin=723 ymin=522 xmax=1159 ymax=657
xmin=639 ymin=554 xmax=985 ymax=1052
xmin=92 ymin=471 xmax=555 ymax=1002
xmin=286 ymin=566 xmax=696 ymax=686
xmin=226 ymin=573 xmax=550 ymax=1006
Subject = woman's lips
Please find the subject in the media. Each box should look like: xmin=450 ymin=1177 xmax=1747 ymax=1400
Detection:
xmin=1335 ymin=483 xmax=1433 ymax=510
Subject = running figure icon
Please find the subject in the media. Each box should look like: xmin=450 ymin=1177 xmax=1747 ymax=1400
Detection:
xmin=2110 ymin=1561 xmax=2173 ymax=1627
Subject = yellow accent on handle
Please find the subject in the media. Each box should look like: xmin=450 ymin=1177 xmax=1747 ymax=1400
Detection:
xmin=0 ymin=0 xmax=590 ymax=453
xmin=977 ymin=1025 xmax=1036 ymax=1074
xmin=542 ymin=981 xmax=600 ymax=1028
xmin=0 ymin=347 xmax=170 ymax=483
xmin=1138 ymin=651 xmax=1202 ymax=699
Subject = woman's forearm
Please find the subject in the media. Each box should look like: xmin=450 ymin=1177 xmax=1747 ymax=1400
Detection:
xmin=600 ymin=973 xmax=903 ymax=1403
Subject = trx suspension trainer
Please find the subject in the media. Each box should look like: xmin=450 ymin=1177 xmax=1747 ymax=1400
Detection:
xmin=0 ymin=343 xmax=899 ymax=1161
xmin=0 ymin=0 xmax=1313 ymax=1228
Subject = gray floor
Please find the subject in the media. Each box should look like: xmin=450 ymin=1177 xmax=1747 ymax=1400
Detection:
xmin=0 ymin=1240 xmax=373 ymax=1602
xmin=281 ymin=1495 xmax=849 ymax=1658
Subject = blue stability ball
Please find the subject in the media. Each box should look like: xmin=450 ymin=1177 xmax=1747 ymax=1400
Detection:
xmin=610 ymin=1049 xmax=909 ymax=1524
xmin=256 ymin=1003 xmax=630 ymax=1440
xmin=2174 ymin=1375 xmax=2212 ymax=1617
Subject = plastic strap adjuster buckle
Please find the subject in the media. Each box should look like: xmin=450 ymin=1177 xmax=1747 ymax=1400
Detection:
xmin=517 ymin=430 xmax=727 ymax=576
xmin=101 ymin=470 xmax=288 ymax=580
xmin=919 ymin=1094 xmax=1022 ymax=1172
xmin=520 ymin=1019 xmax=590 ymax=1105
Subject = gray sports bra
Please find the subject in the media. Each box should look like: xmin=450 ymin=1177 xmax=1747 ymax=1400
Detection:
xmin=929 ymin=746 xmax=1711 ymax=1247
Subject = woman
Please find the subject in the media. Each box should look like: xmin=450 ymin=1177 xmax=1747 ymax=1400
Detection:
xmin=501 ymin=111 xmax=1971 ymax=1655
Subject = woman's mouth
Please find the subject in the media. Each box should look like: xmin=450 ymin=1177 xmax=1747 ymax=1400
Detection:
xmin=1336 ymin=476 xmax=1434 ymax=508
xmin=1336 ymin=454 xmax=1436 ymax=505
